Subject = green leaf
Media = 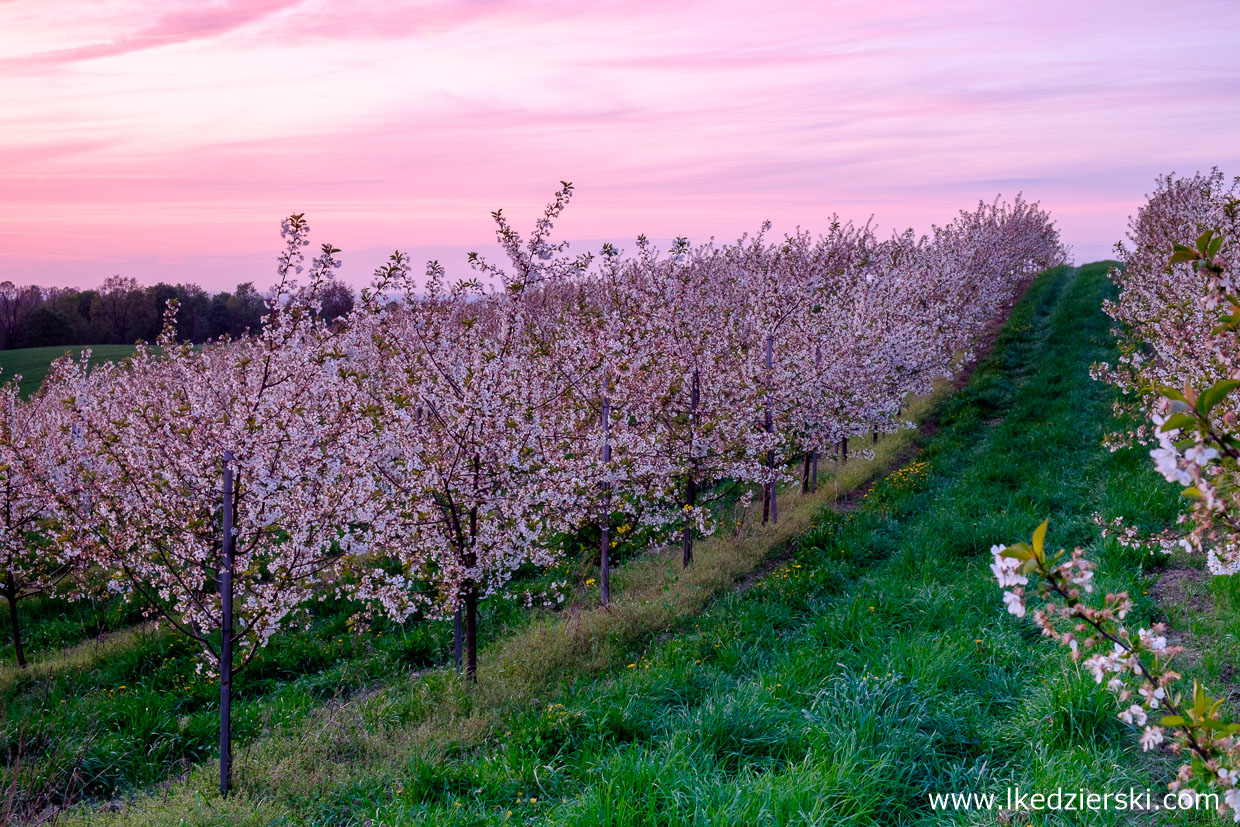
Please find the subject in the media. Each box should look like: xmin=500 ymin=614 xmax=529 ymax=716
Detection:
xmin=1182 ymin=486 xmax=1203 ymax=500
xmin=1159 ymin=412 xmax=1197 ymax=433
xmin=1160 ymin=715 xmax=1186 ymax=727
xmin=1196 ymin=230 xmax=1214 ymax=253
xmin=1198 ymin=379 xmax=1240 ymax=416
xmin=1193 ymin=681 xmax=1209 ymax=717
xmin=1154 ymin=384 xmax=1188 ymax=404
xmin=1032 ymin=519 xmax=1048 ymax=559
xmin=1001 ymin=543 xmax=1034 ymax=562
xmin=1170 ymin=243 xmax=1199 ymax=265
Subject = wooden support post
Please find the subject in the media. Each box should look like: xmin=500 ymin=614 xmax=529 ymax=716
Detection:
xmin=219 ymin=450 xmax=235 ymax=797
xmin=600 ymin=392 xmax=612 ymax=603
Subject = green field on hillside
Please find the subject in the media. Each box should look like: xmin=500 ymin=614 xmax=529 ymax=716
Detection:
xmin=0 ymin=344 xmax=138 ymax=397
xmin=7 ymin=264 xmax=1228 ymax=825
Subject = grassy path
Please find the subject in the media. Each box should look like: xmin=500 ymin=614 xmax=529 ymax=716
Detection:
xmin=49 ymin=263 xmax=1208 ymax=825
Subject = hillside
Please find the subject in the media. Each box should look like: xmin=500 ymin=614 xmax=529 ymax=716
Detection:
xmin=0 ymin=345 xmax=138 ymax=398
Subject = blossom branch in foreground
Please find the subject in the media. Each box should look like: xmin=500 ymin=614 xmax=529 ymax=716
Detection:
xmin=994 ymin=520 xmax=1240 ymax=820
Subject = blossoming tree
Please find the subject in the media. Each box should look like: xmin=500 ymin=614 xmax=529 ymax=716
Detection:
xmin=31 ymin=216 xmax=388 ymax=793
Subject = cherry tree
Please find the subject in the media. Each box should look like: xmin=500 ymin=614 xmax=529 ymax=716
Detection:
xmin=30 ymin=216 xmax=388 ymax=793
xmin=0 ymin=380 xmax=84 ymax=667
xmin=352 ymin=185 xmax=591 ymax=680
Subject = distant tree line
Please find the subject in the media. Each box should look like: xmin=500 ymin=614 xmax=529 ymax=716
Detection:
xmin=0 ymin=275 xmax=355 ymax=351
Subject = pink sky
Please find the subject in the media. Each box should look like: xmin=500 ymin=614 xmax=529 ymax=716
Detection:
xmin=1 ymin=0 xmax=1238 ymax=290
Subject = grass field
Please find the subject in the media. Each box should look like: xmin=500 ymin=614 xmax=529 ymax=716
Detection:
xmin=6 ymin=263 xmax=1231 ymax=825
xmin=0 ymin=345 xmax=138 ymax=397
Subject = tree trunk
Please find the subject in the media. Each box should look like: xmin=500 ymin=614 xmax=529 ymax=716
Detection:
xmin=811 ymin=451 xmax=819 ymax=493
xmin=801 ymin=452 xmax=811 ymax=494
xmin=464 ymin=583 xmax=479 ymax=682
xmin=465 ymin=455 xmax=480 ymax=681
xmin=839 ymin=438 xmax=848 ymax=464
xmin=219 ymin=451 xmax=235 ymax=797
xmin=600 ymin=392 xmax=612 ymax=604
xmin=873 ymin=428 xmax=879 ymax=445
xmin=767 ymin=456 xmax=778 ymax=523
xmin=4 ymin=580 xmax=25 ymax=669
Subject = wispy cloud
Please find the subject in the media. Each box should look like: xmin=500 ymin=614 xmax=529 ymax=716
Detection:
xmin=0 ymin=1 xmax=300 ymax=69
xmin=0 ymin=0 xmax=1237 ymax=287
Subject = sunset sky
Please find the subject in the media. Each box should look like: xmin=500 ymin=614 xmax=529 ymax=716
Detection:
xmin=2 ymin=0 xmax=1238 ymax=290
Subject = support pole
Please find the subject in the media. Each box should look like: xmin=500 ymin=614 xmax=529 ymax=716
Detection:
xmin=452 ymin=606 xmax=463 ymax=670
xmin=764 ymin=333 xmax=777 ymax=525
xmin=219 ymin=450 xmax=234 ymax=797
xmin=600 ymin=392 xmax=612 ymax=605
xmin=683 ymin=369 xmax=700 ymax=567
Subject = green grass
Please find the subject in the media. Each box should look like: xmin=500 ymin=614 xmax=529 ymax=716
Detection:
xmin=0 ymin=344 xmax=137 ymax=397
xmin=10 ymin=262 xmax=1224 ymax=825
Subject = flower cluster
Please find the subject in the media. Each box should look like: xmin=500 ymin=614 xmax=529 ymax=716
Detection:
xmin=992 ymin=522 xmax=1240 ymax=820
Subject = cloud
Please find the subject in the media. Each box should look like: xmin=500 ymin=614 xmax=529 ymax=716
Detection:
xmin=1 ymin=0 xmax=300 ymax=70
xmin=0 ymin=0 xmax=1238 ymax=288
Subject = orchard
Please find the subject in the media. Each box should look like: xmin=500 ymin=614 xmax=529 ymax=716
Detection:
xmin=1 ymin=185 xmax=1068 ymax=816
xmin=8 ymin=170 xmax=1240 ymax=826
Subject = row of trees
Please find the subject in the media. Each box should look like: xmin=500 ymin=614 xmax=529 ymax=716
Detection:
xmin=991 ymin=169 xmax=1240 ymax=819
xmin=0 ymin=275 xmax=356 ymax=350
xmin=1 ymin=189 xmax=1067 ymax=794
